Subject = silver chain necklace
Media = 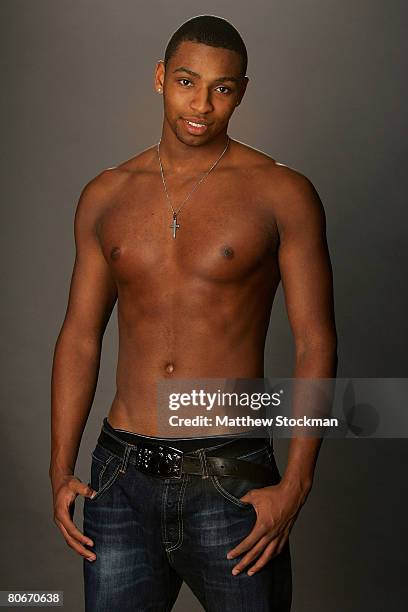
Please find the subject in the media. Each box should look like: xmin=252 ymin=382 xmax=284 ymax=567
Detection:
xmin=157 ymin=136 xmax=230 ymax=238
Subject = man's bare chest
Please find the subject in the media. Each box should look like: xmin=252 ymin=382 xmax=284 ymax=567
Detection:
xmin=95 ymin=172 xmax=279 ymax=285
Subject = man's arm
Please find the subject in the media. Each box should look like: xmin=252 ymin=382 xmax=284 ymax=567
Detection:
xmin=227 ymin=167 xmax=337 ymax=575
xmin=275 ymin=168 xmax=337 ymax=493
xmin=50 ymin=170 xmax=118 ymax=560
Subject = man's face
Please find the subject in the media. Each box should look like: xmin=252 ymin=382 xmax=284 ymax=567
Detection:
xmin=155 ymin=41 xmax=248 ymax=146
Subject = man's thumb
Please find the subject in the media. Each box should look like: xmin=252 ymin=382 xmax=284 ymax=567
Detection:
xmin=84 ymin=482 xmax=97 ymax=499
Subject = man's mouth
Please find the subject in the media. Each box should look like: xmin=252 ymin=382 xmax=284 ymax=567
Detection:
xmin=186 ymin=120 xmax=207 ymax=127
xmin=182 ymin=118 xmax=209 ymax=134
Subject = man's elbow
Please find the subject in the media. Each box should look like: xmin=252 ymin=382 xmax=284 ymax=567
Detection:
xmin=295 ymin=333 xmax=338 ymax=372
xmin=55 ymin=322 xmax=104 ymax=355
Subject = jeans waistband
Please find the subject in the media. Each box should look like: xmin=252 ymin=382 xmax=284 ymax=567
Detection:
xmin=100 ymin=417 xmax=270 ymax=456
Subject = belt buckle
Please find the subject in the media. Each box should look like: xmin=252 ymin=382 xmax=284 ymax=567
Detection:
xmin=155 ymin=445 xmax=183 ymax=479
xmin=133 ymin=442 xmax=184 ymax=479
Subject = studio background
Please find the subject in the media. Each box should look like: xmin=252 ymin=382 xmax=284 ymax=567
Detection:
xmin=1 ymin=1 xmax=407 ymax=610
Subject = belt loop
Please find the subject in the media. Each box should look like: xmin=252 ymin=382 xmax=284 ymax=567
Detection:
xmin=119 ymin=444 xmax=132 ymax=474
xmin=197 ymin=448 xmax=209 ymax=479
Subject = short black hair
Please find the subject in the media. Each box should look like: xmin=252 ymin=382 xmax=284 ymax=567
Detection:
xmin=164 ymin=15 xmax=248 ymax=77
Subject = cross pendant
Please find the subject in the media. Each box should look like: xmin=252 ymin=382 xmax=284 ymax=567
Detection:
xmin=170 ymin=213 xmax=180 ymax=239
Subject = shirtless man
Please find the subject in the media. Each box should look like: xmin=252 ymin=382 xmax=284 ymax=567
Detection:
xmin=50 ymin=15 xmax=337 ymax=612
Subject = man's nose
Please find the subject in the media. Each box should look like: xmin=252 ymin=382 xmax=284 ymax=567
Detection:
xmin=190 ymin=87 xmax=214 ymax=114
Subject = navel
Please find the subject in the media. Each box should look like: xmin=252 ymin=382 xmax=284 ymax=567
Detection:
xmin=221 ymin=245 xmax=234 ymax=259
xmin=165 ymin=362 xmax=174 ymax=374
xmin=110 ymin=246 xmax=121 ymax=260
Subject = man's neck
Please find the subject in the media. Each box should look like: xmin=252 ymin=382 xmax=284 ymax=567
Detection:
xmin=157 ymin=124 xmax=230 ymax=175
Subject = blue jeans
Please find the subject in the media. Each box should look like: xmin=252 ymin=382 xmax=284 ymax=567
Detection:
xmin=83 ymin=430 xmax=292 ymax=611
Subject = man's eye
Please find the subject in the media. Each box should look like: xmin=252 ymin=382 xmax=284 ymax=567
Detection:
xmin=178 ymin=79 xmax=192 ymax=86
xmin=216 ymin=86 xmax=231 ymax=95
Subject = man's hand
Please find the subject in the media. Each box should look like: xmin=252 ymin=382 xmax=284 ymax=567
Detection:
xmin=226 ymin=479 xmax=310 ymax=576
xmin=52 ymin=474 xmax=97 ymax=562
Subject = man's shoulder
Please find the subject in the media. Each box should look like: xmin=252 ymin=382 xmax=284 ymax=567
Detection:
xmin=233 ymin=141 xmax=323 ymax=233
xmin=259 ymin=160 xmax=323 ymax=231
xmin=234 ymin=140 xmax=308 ymax=182
xmin=233 ymin=140 xmax=312 ymax=189
xmin=113 ymin=144 xmax=158 ymax=174
xmin=79 ymin=145 xmax=157 ymax=206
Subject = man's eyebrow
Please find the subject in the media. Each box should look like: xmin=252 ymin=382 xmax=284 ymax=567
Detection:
xmin=172 ymin=66 xmax=240 ymax=84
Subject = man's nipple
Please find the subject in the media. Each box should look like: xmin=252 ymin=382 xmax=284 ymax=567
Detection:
xmin=221 ymin=245 xmax=234 ymax=259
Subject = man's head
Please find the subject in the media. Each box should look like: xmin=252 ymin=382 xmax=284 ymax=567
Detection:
xmin=155 ymin=15 xmax=249 ymax=147
xmin=164 ymin=15 xmax=248 ymax=80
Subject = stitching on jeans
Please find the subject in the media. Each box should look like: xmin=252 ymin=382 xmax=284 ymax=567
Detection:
xmin=236 ymin=445 xmax=268 ymax=460
xmin=197 ymin=449 xmax=209 ymax=479
xmin=211 ymin=475 xmax=253 ymax=509
xmin=90 ymin=460 xmax=121 ymax=501
xmin=161 ymin=481 xmax=170 ymax=546
xmin=167 ymin=474 xmax=188 ymax=552
xmin=101 ymin=425 xmax=138 ymax=449
xmin=91 ymin=452 xmax=107 ymax=465
xmin=166 ymin=475 xmax=188 ymax=552
xmin=165 ymin=478 xmax=182 ymax=551
xmin=92 ymin=444 xmax=118 ymax=465
xmin=119 ymin=445 xmax=132 ymax=474
xmin=98 ymin=455 xmax=115 ymax=490
xmin=177 ymin=475 xmax=189 ymax=550
xmin=201 ymin=438 xmax=242 ymax=453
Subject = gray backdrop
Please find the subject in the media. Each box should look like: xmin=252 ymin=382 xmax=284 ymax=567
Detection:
xmin=1 ymin=1 xmax=407 ymax=610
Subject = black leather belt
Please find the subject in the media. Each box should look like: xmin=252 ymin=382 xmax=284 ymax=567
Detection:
xmin=97 ymin=428 xmax=275 ymax=484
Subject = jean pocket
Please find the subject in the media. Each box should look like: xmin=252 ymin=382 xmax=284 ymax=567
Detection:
xmin=87 ymin=444 xmax=122 ymax=502
xmin=210 ymin=475 xmax=256 ymax=509
xmin=210 ymin=446 xmax=281 ymax=510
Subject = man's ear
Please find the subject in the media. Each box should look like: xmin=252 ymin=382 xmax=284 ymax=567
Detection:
xmin=154 ymin=59 xmax=165 ymax=93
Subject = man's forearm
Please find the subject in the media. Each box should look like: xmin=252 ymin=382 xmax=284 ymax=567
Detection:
xmin=49 ymin=328 xmax=102 ymax=483
xmin=280 ymin=343 xmax=338 ymax=500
